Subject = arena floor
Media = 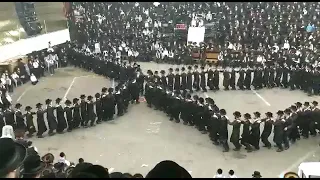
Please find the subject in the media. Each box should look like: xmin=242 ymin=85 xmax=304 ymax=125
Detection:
xmin=11 ymin=65 xmax=320 ymax=178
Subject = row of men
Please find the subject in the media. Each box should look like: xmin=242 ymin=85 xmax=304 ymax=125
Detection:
xmin=0 ymin=82 xmax=141 ymax=138
xmin=145 ymin=80 xmax=320 ymax=153
xmin=145 ymin=64 xmax=320 ymax=95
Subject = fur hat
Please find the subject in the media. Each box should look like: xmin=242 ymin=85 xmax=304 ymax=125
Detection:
xmin=23 ymin=154 xmax=46 ymax=175
xmin=69 ymin=163 xmax=109 ymax=178
xmin=0 ymin=138 xmax=27 ymax=176
xmin=146 ymin=160 xmax=192 ymax=178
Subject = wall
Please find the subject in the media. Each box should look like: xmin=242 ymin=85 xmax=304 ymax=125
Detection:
xmin=0 ymin=28 xmax=70 ymax=62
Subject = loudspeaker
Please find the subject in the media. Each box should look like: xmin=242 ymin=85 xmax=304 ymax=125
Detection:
xmin=14 ymin=2 xmax=42 ymax=37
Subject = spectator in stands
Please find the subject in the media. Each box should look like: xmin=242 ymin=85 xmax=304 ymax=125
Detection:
xmin=0 ymin=137 xmax=27 ymax=178
xmin=45 ymin=49 xmax=58 ymax=75
xmin=22 ymin=154 xmax=46 ymax=178
xmin=11 ymin=71 xmax=22 ymax=87
xmin=213 ymin=168 xmax=224 ymax=178
xmin=16 ymin=68 xmax=27 ymax=84
xmin=252 ymin=171 xmax=262 ymax=178
xmin=228 ymin=170 xmax=237 ymax=178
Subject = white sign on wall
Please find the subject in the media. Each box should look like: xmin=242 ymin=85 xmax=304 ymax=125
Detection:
xmin=187 ymin=27 xmax=205 ymax=46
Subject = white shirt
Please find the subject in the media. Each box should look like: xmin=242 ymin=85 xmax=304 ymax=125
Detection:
xmin=229 ymin=175 xmax=238 ymax=178
xmin=33 ymin=61 xmax=39 ymax=68
xmin=11 ymin=73 xmax=19 ymax=79
xmin=228 ymin=43 xmax=234 ymax=50
xmin=213 ymin=174 xmax=225 ymax=178
xmin=191 ymin=19 xmax=196 ymax=27
xmin=58 ymin=157 xmax=71 ymax=166
xmin=30 ymin=75 xmax=37 ymax=82
xmin=257 ymin=56 xmax=263 ymax=62
xmin=283 ymin=42 xmax=290 ymax=50
xmin=128 ymin=50 xmax=133 ymax=57
xmin=134 ymin=51 xmax=139 ymax=57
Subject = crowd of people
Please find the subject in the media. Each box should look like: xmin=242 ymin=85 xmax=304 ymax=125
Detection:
xmin=3 ymin=1 xmax=320 ymax=178
xmin=144 ymin=68 xmax=320 ymax=153
xmin=0 ymin=43 xmax=65 ymax=105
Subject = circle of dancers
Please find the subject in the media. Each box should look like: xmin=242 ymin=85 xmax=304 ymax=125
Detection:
xmin=144 ymin=67 xmax=320 ymax=153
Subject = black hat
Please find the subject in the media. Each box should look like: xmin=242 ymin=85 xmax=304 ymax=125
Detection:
xmin=55 ymin=98 xmax=62 ymax=103
xmin=244 ymin=113 xmax=251 ymax=119
xmin=69 ymin=163 xmax=109 ymax=178
xmin=290 ymin=105 xmax=297 ymax=111
xmin=80 ymin=94 xmax=86 ymax=99
xmin=253 ymin=111 xmax=261 ymax=117
xmin=73 ymin=98 xmax=79 ymax=104
xmin=160 ymin=70 xmax=165 ymax=74
xmin=284 ymin=108 xmax=291 ymax=114
xmin=201 ymin=66 xmax=205 ymax=69
xmin=146 ymin=160 xmax=192 ymax=178
xmin=101 ymin=87 xmax=107 ymax=93
xmin=108 ymin=88 xmax=113 ymax=93
xmin=295 ymin=102 xmax=302 ymax=107
xmin=265 ymin=112 xmax=273 ymax=117
xmin=233 ymin=111 xmax=241 ymax=117
xmin=194 ymin=65 xmax=198 ymax=68
xmin=175 ymin=68 xmax=179 ymax=71
xmin=312 ymin=101 xmax=318 ymax=106
xmin=181 ymin=67 xmax=185 ymax=71
xmin=277 ymin=110 xmax=284 ymax=115
xmin=252 ymin=171 xmax=262 ymax=178
xmin=15 ymin=103 xmax=22 ymax=108
xmin=154 ymin=71 xmax=159 ymax=74
xmin=45 ymin=99 xmax=52 ymax=105
xmin=36 ymin=103 xmax=42 ymax=108
xmin=87 ymin=96 xmax=93 ymax=100
xmin=23 ymin=154 xmax=46 ymax=175
xmin=220 ymin=109 xmax=226 ymax=115
xmin=169 ymin=68 xmax=173 ymax=71
xmin=25 ymin=106 xmax=32 ymax=111
xmin=65 ymin=100 xmax=72 ymax=105
xmin=187 ymin=66 xmax=192 ymax=70
xmin=0 ymin=138 xmax=27 ymax=176
xmin=95 ymin=93 xmax=100 ymax=98
xmin=304 ymin=102 xmax=309 ymax=106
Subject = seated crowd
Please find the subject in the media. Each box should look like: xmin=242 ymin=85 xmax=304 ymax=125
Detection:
xmin=70 ymin=2 xmax=319 ymax=67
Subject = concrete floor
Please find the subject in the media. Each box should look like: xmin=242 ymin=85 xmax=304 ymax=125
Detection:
xmin=10 ymin=65 xmax=320 ymax=178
